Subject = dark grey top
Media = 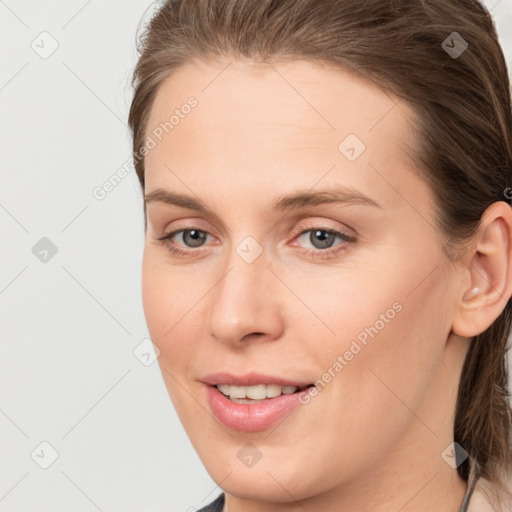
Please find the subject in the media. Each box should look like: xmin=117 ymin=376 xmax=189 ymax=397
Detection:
xmin=198 ymin=493 xmax=224 ymax=512
xmin=197 ymin=457 xmax=479 ymax=512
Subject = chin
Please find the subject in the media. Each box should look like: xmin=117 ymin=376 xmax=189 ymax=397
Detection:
xmin=217 ymin=474 xmax=312 ymax=504
xmin=198 ymin=447 xmax=326 ymax=504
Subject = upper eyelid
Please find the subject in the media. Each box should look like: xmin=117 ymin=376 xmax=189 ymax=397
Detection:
xmin=161 ymin=223 xmax=349 ymax=238
xmin=160 ymin=215 xmax=354 ymax=235
xmin=160 ymin=227 xmax=214 ymax=241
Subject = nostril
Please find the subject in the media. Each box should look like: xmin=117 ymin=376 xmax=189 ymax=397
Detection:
xmin=241 ymin=332 xmax=265 ymax=342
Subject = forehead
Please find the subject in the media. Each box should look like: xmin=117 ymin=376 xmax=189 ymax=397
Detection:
xmin=145 ymin=57 xmax=413 ymax=142
xmin=143 ymin=58 xmax=426 ymax=213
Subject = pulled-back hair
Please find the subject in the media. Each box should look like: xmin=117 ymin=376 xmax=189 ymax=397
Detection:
xmin=128 ymin=0 xmax=512 ymax=506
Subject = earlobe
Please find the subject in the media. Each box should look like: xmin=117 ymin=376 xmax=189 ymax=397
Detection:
xmin=451 ymin=201 xmax=512 ymax=339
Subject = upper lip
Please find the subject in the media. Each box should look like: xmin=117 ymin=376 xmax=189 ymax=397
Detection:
xmin=201 ymin=372 xmax=313 ymax=388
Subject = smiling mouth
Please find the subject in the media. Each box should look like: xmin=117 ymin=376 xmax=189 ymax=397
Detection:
xmin=215 ymin=383 xmax=313 ymax=404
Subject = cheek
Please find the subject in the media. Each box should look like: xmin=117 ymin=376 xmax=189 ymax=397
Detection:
xmin=141 ymin=248 xmax=194 ymax=367
xmin=270 ymin=265 xmax=450 ymax=489
xmin=141 ymin=251 xmax=204 ymax=425
xmin=353 ymin=279 xmax=447 ymax=411
xmin=298 ymin=252 xmax=450 ymax=427
xmin=141 ymin=254 xmax=167 ymax=343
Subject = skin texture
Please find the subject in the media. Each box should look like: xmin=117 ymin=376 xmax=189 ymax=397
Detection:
xmin=141 ymin=58 xmax=512 ymax=512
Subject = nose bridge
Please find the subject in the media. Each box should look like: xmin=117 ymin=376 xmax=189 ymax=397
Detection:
xmin=207 ymin=236 xmax=282 ymax=345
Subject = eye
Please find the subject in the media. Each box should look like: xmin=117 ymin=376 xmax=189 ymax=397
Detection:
xmin=291 ymin=227 xmax=356 ymax=259
xmin=157 ymin=225 xmax=356 ymax=259
xmin=297 ymin=229 xmax=343 ymax=249
xmin=157 ymin=228 xmax=212 ymax=257
xmin=172 ymin=229 xmax=208 ymax=248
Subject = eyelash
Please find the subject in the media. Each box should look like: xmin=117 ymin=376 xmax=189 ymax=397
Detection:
xmin=157 ymin=224 xmax=356 ymax=260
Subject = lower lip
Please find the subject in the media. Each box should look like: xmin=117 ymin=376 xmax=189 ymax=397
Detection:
xmin=205 ymin=385 xmax=307 ymax=432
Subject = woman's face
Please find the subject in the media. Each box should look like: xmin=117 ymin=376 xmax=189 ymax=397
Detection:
xmin=142 ymin=59 xmax=466 ymax=503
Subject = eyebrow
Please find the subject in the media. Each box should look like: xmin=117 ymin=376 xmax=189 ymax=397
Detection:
xmin=144 ymin=186 xmax=382 ymax=214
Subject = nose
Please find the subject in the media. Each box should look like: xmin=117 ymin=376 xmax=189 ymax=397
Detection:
xmin=206 ymin=243 xmax=284 ymax=348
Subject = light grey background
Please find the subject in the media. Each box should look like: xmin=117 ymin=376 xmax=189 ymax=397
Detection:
xmin=1 ymin=1 xmax=511 ymax=511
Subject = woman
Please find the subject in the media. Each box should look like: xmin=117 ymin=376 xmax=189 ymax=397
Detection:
xmin=128 ymin=0 xmax=512 ymax=510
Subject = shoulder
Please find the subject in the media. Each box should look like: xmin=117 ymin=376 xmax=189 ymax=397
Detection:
xmin=467 ymin=482 xmax=495 ymax=512
xmin=196 ymin=493 xmax=225 ymax=512
xmin=467 ymin=477 xmax=512 ymax=512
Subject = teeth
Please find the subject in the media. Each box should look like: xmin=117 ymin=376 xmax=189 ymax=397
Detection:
xmin=216 ymin=383 xmax=300 ymax=400
xmin=266 ymin=384 xmax=282 ymax=398
xmin=217 ymin=384 xmax=230 ymax=395
xmin=247 ymin=384 xmax=266 ymax=399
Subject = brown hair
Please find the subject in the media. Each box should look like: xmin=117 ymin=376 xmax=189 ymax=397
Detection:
xmin=128 ymin=0 xmax=512 ymax=506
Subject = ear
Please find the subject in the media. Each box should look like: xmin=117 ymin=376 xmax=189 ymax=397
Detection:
xmin=452 ymin=201 xmax=512 ymax=338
